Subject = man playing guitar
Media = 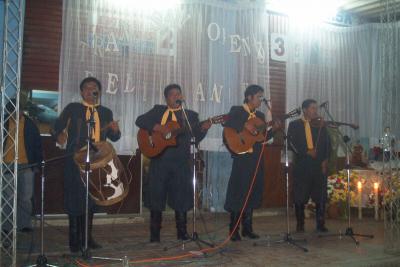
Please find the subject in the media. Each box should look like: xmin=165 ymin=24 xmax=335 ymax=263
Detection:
xmin=135 ymin=84 xmax=211 ymax=242
xmin=223 ymin=85 xmax=281 ymax=241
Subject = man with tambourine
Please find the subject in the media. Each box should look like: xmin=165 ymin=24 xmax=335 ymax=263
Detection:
xmin=54 ymin=77 xmax=121 ymax=253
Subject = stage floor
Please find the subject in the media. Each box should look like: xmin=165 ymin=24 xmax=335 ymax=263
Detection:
xmin=12 ymin=210 xmax=400 ymax=266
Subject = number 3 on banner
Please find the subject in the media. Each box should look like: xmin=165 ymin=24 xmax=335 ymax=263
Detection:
xmin=271 ymin=33 xmax=287 ymax=62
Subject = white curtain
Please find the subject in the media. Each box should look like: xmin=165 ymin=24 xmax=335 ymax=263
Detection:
xmin=59 ymin=0 xmax=270 ymax=154
xmin=286 ymin=20 xmax=400 ymax=149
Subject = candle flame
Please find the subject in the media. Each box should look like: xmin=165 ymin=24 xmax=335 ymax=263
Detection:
xmin=357 ymin=181 xmax=362 ymax=190
xmin=374 ymin=182 xmax=379 ymax=190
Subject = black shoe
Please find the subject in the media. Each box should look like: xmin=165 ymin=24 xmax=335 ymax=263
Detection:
xmin=229 ymin=212 xmax=242 ymax=242
xmin=150 ymin=210 xmax=162 ymax=243
xmin=175 ymin=211 xmax=190 ymax=241
xmin=230 ymin=230 xmax=241 ymax=241
xmin=68 ymin=215 xmax=81 ymax=253
xmin=316 ymin=225 xmax=329 ymax=233
xmin=177 ymin=231 xmax=190 ymax=241
xmin=316 ymin=203 xmax=328 ymax=233
xmin=295 ymin=204 xmax=305 ymax=233
xmin=241 ymin=229 xmax=259 ymax=239
xmin=150 ymin=234 xmax=160 ymax=243
xmin=241 ymin=210 xmax=259 ymax=239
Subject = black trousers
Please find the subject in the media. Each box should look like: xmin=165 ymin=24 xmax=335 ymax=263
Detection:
xmin=293 ymin=157 xmax=327 ymax=205
xmin=145 ymin=157 xmax=193 ymax=212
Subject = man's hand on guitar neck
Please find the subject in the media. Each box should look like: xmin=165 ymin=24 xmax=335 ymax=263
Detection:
xmin=201 ymin=120 xmax=212 ymax=132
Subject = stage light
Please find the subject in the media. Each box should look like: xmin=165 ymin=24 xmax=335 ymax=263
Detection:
xmin=267 ymin=0 xmax=343 ymax=25
xmin=109 ymin=0 xmax=181 ymax=11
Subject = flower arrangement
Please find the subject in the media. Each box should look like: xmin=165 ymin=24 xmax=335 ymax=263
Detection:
xmin=327 ymin=170 xmax=363 ymax=206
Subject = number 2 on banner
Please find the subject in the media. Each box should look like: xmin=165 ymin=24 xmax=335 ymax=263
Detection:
xmin=271 ymin=33 xmax=287 ymax=62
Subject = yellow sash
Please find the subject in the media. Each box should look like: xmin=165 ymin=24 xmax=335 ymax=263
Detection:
xmin=161 ymin=107 xmax=181 ymax=125
xmin=301 ymin=117 xmax=314 ymax=150
xmin=242 ymin=103 xmax=256 ymax=120
xmin=82 ymin=101 xmax=100 ymax=142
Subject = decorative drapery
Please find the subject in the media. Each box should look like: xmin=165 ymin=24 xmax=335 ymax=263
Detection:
xmin=59 ymin=0 xmax=271 ymax=154
xmin=286 ymin=21 xmax=400 ymax=148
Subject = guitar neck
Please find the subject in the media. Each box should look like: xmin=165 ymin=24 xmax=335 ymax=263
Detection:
xmin=256 ymin=113 xmax=293 ymax=131
xmin=171 ymin=114 xmax=226 ymax=135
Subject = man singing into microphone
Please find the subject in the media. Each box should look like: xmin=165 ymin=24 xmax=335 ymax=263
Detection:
xmin=224 ymin=85 xmax=281 ymax=241
xmin=54 ymin=77 xmax=120 ymax=253
xmin=135 ymin=83 xmax=211 ymax=242
xmin=287 ymin=99 xmax=331 ymax=233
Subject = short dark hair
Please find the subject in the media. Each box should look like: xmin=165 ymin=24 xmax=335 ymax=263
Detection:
xmin=80 ymin=77 xmax=102 ymax=91
xmin=302 ymin=99 xmax=317 ymax=109
xmin=244 ymin=84 xmax=264 ymax=103
xmin=164 ymin=83 xmax=181 ymax=98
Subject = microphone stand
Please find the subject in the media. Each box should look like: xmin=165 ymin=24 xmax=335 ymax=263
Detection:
xmin=318 ymin=104 xmax=373 ymax=244
xmin=164 ymin=100 xmax=214 ymax=252
xmin=82 ymin=105 xmax=96 ymax=259
xmin=254 ymin=104 xmax=307 ymax=252
xmin=81 ymin=96 xmax=128 ymax=264
xmin=25 ymin=153 xmax=74 ymax=267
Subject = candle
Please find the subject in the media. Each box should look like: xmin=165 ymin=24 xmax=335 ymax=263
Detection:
xmin=374 ymin=182 xmax=379 ymax=220
xmin=357 ymin=181 xmax=362 ymax=219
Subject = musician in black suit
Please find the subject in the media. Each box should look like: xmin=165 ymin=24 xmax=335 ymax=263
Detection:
xmin=223 ymin=85 xmax=280 ymax=241
xmin=54 ymin=77 xmax=121 ymax=253
xmin=287 ymin=99 xmax=331 ymax=233
xmin=135 ymin=84 xmax=211 ymax=242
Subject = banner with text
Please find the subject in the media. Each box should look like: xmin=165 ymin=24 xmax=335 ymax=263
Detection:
xmin=59 ymin=0 xmax=270 ymax=153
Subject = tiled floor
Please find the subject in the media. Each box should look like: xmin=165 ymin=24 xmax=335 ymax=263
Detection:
xmin=8 ymin=210 xmax=400 ymax=266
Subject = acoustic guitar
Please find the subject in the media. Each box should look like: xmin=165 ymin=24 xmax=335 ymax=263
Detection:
xmin=223 ymin=108 xmax=301 ymax=154
xmin=138 ymin=114 xmax=227 ymax=157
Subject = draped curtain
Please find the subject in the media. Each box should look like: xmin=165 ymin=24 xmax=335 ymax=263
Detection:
xmin=59 ymin=1 xmax=400 ymax=210
xmin=286 ymin=20 xmax=400 ymax=149
xmin=59 ymin=0 xmax=271 ymax=154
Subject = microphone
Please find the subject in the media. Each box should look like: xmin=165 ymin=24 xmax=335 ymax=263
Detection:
xmin=92 ymin=91 xmax=99 ymax=97
xmin=262 ymin=98 xmax=271 ymax=110
xmin=319 ymin=101 xmax=328 ymax=108
xmin=176 ymin=99 xmax=184 ymax=105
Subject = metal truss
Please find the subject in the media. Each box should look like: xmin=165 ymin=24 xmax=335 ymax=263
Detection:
xmin=380 ymin=0 xmax=400 ymax=255
xmin=1 ymin=0 xmax=25 ymax=266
